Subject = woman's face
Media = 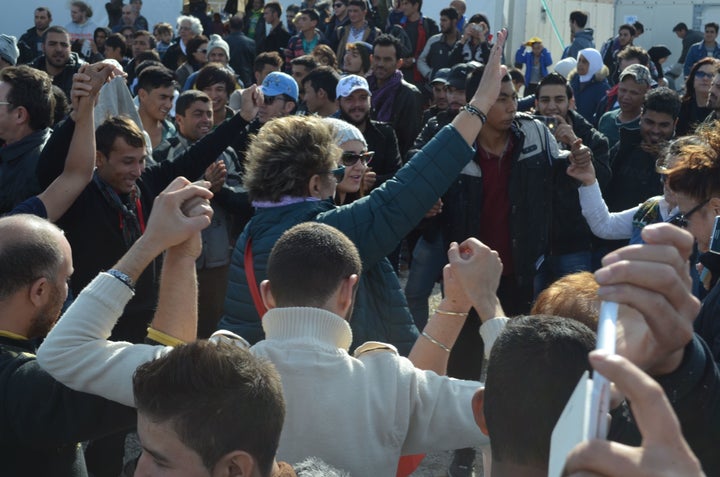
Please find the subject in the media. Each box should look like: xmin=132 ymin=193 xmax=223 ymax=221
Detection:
xmin=674 ymin=192 xmax=717 ymax=252
xmin=336 ymin=140 xmax=368 ymax=194
xmin=576 ymin=55 xmax=590 ymax=76
xmin=192 ymin=43 xmax=208 ymax=65
xmin=694 ymin=64 xmax=715 ymax=96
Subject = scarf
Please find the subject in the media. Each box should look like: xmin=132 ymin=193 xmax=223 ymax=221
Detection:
xmin=93 ymin=172 xmax=144 ymax=248
xmin=369 ymin=70 xmax=403 ymax=122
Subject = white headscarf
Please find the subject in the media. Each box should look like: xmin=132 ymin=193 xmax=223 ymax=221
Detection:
xmin=578 ymin=48 xmax=603 ymax=83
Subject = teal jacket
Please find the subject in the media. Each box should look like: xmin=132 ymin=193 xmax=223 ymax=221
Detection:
xmin=219 ymin=124 xmax=474 ymax=355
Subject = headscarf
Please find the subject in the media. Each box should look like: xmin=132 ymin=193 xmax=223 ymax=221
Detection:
xmin=578 ymin=48 xmax=602 ymax=83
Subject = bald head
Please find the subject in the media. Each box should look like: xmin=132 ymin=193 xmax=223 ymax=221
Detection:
xmin=450 ymin=0 xmax=466 ymax=14
xmin=0 ymin=215 xmax=67 ymax=301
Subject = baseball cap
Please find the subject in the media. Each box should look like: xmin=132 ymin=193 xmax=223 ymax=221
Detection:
xmin=260 ymin=72 xmax=299 ymax=102
xmin=0 ymin=35 xmax=19 ymax=66
xmin=447 ymin=63 xmax=474 ymax=90
xmin=336 ymin=74 xmax=371 ymax=98
xmin=430 ymin=68 xmax=450 ymax=85
xmin=619 ymin=64 xmax=652 ymax=87
xmin=525 ymin=36 xmax=542 ymax=46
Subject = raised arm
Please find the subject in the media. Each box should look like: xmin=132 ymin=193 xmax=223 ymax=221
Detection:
xmin=37 ymin=178 xmax=213 ymax=407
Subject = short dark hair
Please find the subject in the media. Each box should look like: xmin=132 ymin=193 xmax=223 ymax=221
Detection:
xmin=51 ymin=84 xmax=70 ymax=125
xmin=286 ymin=4 xmax=300 ymax=14
xmin=137 ymin=65 xmax=175 ymax=93
xmin=264 ymin=2 xmax=282 ymax=16
xmin=133 ymin=340 xmax=285 ymax=477
xmin=105 ymin=32 xmax=127 ymax=53
xmin=468 ymin=13 xmax=490 ymax=28
xmin=440 ymin=7 xmax=458 ymax=21
xmin=536 ymin=72 xmax=573 ymax=100
xmin=300 ymin=8 xmax=319 ymax=23
xmin=348 ymin=0 xmax=366 ymax=10
xmin=617 ymin=45 xmax=649 ymax=67
xmin=0 ymin=215 xmax=65 ymax=301
xmin=0 ymin=65 xmax=55 ymax=131
xmin=255 ymin=51 xmax=283 ymax=72
xmin=644 ymin=87 xmax=681 ymax=119
xmin=35 ymin=6 xmax=52 ymax=19
xmin=94 ymin=26 xmax=111 ymax=42
xmin=405 ymin=0 xmax=422 ymax=9
xmin=706 ymin=22 xmax=719 ymax=33
xmin=42 ymin=25 xmax=69 ymax=43
xmin=290 ymin=54 xmax=317 ymax=70
xmin=196 ymin=63 xmax=238 ymax=95
xmin=373 ymin=34 xmax=402 ymax=61
xmin=484 ymin=315 xmax=595 ymax=467
xmin=267 ymin=222 xmax=362 ymax=307
xmin=569 ymin=10 xmax=588 ymax=28
xmin=465 ymin=64 xmax=511 ymax=102
xmin=302 ymin=66 xmax=340 ymax=101
xmin=175 ymin=90 xmax=210 ymax=116
xmin=618 ymin=23 xmax=637 ymax=37
xmin=95 ymin=116 xmax=146 ymax=158
xmin=673 ymin=22 xmax=688 ymax=32
xmin=633 ymin=21 xmax=644 ymax=35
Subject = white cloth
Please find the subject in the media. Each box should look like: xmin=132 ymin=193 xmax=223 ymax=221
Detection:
xmin=37 ymin=275 xmax=491 ymax=476
xmin=254 ymin=307 xmax=489 ymax=475
xmin=577 ymin=48 xmax=603 ymax=83
xmin=578 ymin=181 xmax=676 ymax=240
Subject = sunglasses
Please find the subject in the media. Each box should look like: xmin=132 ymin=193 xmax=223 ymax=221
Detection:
xmin=695 ymin=71 xmax=714 ymax=79
xmin=333 ymin=3 xmax=344 ymax=7
xmin=197 ymin=49 xmax=208 ymax=54
xmin=341 ymin=151 xmax=374 ymax=167
xmin=670 ymin=198 xmax=710 ymax=228
xmin=330 ymin=165 xmax=346 ymax=181
xmin=263 ymin=95 xmax=287 ymax=105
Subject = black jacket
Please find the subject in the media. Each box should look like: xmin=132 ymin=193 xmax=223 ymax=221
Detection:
xmin=30 ymin=52 xmax=86 ymax=99
xmin=36 ymin=114 xmax=251 ymax=343
xmin=0 ymin=335 xmax=135 ymax=477
xmin=18 ymin=26 xmax=44 ymax=64
xmin=362 ymin=120 xmax=402 ymax=188
xmin=226 ymin=30 xmax=256 ymax=88
xmin=259 ymin=24 xmax=291 ymax=59
xmin=370 ymin=78 xmax=423 ymax=161
xmin=549 ymin=110 xmax=611 ymax=255
xmin=442 ymin=114 xmax=566 ymax=290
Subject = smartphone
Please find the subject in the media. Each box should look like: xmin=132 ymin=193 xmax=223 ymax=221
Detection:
xmin=533 ymin=115 xmax=558 ymax=132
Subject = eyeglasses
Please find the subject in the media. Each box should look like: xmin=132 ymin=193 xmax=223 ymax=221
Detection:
xmin=695 ymin=71 xmax=714 ymax=79
xmin=341 ymin=151 xmax=374 ymax=167
xmin=670 ymin=198 xmax=710 ymax=228
xmin=197 ymin=49 xmax=208 ymax=54
xmin=263 ymin=95 xmax=287 ymax=105
xmin=330 ymin=165 xmax=346 ymax=181
xmin=333 ymin=3 xmax=344 ymax=7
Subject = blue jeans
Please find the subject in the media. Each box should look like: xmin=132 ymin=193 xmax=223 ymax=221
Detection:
xmin=534 ymin=251 xmax=594 ymax=297
xmin=404 ymin=233 xmax=447 ymax=331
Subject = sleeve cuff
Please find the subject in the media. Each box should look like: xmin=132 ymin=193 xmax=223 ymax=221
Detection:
xmin=479 ymin=317 xmax=509 ymax=359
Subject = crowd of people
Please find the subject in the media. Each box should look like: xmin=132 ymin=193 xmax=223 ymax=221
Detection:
xmin=0 ymin=1 xmax=719 ymax=477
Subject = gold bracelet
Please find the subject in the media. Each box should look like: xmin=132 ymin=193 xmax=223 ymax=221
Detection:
xmin=421 ymin=331 xmax=451 ymax=352
xmin=434 ymin=309 xmax=469 ymax=317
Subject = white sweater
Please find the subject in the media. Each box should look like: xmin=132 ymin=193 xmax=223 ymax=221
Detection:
xmin=38 ymin=274 xmax=500 ymax=476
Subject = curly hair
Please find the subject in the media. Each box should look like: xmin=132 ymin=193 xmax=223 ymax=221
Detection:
xmin=244 ymin=116 xmax=341 ymax=202
xmin=665 ymin=123 xmax=720 ymax=201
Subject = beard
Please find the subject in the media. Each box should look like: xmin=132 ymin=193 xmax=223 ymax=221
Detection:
xmin=26 ymin=283 xmax=64 ymax=339
xmin=339 ymin=108 xmax=369 ymax=127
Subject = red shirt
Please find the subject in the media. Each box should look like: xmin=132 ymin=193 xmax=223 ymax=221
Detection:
xmin=477 ymin=140 xmax=514 ymax=275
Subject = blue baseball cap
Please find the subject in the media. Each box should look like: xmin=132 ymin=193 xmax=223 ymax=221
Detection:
xmin=260 ymin=72 xmax=299 ymax=102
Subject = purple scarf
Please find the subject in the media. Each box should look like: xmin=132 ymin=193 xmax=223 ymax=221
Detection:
xmin=368 ymin=70 xmax=403 ymax=122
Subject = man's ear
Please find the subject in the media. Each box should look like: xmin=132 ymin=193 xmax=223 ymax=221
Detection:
xmin=283 ymin=100 xmax=296 ymax=115
xmin=212 ymin=450 xmax=256 ymax=477
xmin=28 ymin=277 xmax=51 ymax=308
xmin=472 ymin=388 xmax=489 ymax=436
xmin=710 ymin=197 xmax=720 ymax=216
xmin=260 ymin=279 xmax=277 ymax=310
xmin=337 ymin=273 xmax=359 ymax=316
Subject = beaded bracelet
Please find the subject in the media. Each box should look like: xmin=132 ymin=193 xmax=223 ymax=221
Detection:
xmin=421 ymin=331 xmax=451 ymax=353
xmin=461 ymin=103 xmax=487 ymax=125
